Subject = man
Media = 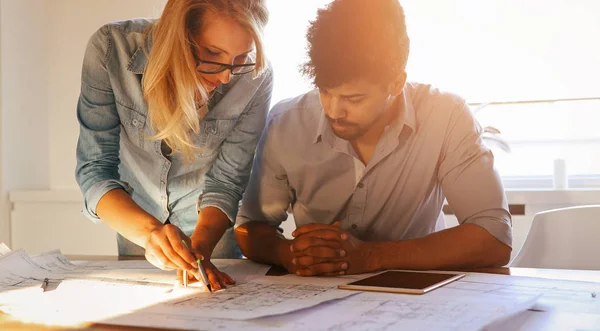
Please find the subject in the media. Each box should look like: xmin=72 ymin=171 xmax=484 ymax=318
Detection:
xmin=235 ymin=0 xmax=512 ymax=277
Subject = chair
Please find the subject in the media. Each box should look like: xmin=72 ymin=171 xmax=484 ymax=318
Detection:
xmin=509 ymin=205 xmax=600 ymax=270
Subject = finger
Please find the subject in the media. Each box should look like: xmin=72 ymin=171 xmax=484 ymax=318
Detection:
xmin=220 ymin=272 xmax=236 ymax=285
xmin=293 ymin=255 xmax=345 ymax=268
xmin=332 ymin=221 xmax=342 ymax=227
xmin=292 ymin=223 xmax=344 ymax=237
xmin=165 ymin=226 xmax=198 ymax=268
xmin=192 ymin=251 xmax=205 ymax=262
xmin=146 ymin=248 xmax=178 ymax=270
xmin=296 ymin=261 xmax=349 ymax=277
xmin=176 ymin=269 xmax=184 ymax=286
xmin=159 ymin=236 xmax=195 ymax=272
xmin=293 ymin=255 xmax=328 ymax=268
xmin=291 ymin=236 xmax=342 ymax=252
xmin=294 ymin=228 xmax=345 ymax=242
xmin=145 ymin=233 xmax=177 ymax=270
xmin=214 ymin=270 xmax=228 ymax=289
xmin=206 ymin=267 xmax=225 ymax=291
xmin=321 ymin=271 xmax=347 ymax=277
xmin=294 ymin=246 xmax=346 ymax=259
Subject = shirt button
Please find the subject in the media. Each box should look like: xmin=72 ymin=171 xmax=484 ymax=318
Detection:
xmin=351 ymin=224 xmax=358 ymax=230
xmin=132 ymin=119 xmax=139 ymax=126
xmin=357 ymin=183 xmax=364 ymax=188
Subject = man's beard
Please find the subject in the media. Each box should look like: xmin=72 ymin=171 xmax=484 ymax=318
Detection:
xmin=327 ymin=117 xmax=369 ymax=141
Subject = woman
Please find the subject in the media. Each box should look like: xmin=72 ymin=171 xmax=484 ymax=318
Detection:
xmin=75 ymin=0 xmax=272 ymax=290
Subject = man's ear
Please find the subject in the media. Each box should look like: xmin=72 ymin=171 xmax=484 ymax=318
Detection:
xmin=388 ymin=71 xmax=407 ymax=97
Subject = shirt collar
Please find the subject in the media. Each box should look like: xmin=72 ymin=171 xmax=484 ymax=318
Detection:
xmin=126 ymin=32 xmax=224 ymax=94
xmin=314 ymin=105 xmax=329 ymax=144
xmin=313 ymin=86 xmax=416 ymax=144
xmin=388 ymin=87 xmax=416 ymax=137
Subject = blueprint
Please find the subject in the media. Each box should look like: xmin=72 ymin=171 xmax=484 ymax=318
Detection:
xmin=2 ymin=246 xmax=600 ymax=330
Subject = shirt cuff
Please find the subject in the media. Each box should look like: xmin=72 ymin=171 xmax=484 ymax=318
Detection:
xmin=82 ymin=179 xmax=133 ymax=223
xmin=198 ymin=191 xmax=239 ymax=227
xmin=463 ymin=212 xmax=513 ymax=248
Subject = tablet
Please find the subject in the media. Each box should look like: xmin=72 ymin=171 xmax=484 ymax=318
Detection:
xmin=338 ymin=270 xmax=465 ymax=295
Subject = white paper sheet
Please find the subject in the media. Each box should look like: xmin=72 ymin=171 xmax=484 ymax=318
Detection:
xmin=446 ymin=272 xmax=600 ymax=314
xmin=105 ymin=277 xmax=539 ymax=331
xmin=3 ymin=249 xmax=600 ymax=331
xmin=127 ymin=276 xmax=357 ymax=321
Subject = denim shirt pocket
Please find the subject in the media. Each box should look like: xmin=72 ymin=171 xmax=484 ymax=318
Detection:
xmin=197 ymin=118 xmax=237 ymax=157
xmin=116 ymin=101 xmax=147 ymax=148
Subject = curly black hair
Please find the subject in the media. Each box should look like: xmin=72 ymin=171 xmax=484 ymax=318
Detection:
xmin=302 ymin=0 xmax=410 ymax=89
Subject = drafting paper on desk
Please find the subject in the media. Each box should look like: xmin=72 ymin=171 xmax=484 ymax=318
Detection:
xmin=0 ymin=249 xmax=59 ymax=293
xmin=106 ymin=277 xmax=541 ymax=331
xmin=250 ymin=288 xmax=540 ymax=331
xmin=136 ymin=276 xmax=357 ymax=321
xmin=70 ymin=259 xmax=271 ymax=286
xmin=445 ymin=272 xmax=600 ymax=314
xmin=212 ymin=259 xmax=272 ymax=281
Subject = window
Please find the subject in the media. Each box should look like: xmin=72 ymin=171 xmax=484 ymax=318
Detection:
xmin=264 ymin=0 xmax=600 ymax=188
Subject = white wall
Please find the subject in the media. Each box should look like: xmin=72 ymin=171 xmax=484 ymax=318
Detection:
xmin=0 ymin=0 xmax=165 ymax=249
xmin=45 ymin=0 xmax=166 ymax=189
xmin=0 ymin=0 xmax=50 ymax=245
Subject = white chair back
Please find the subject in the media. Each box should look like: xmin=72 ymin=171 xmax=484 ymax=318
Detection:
xmin=510 ymin=205 xmax=600 ymax=270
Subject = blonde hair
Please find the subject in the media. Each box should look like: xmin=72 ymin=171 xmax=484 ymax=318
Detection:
xmin=143 ymin=0 xmax=269 ymax=160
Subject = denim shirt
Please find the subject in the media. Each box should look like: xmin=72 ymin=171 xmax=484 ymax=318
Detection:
xmin=75 ymin=19 xmax=273 ymax=257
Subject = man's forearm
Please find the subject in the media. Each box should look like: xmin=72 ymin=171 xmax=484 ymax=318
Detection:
xmin=235 ymin=221 xmax=292 ymax=267
xmin=370 ymin=224 xmax=511 ymax=271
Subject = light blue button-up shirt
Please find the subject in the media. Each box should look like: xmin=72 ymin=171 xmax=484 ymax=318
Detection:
xmin=75 ymin=19 xmax=273 ymax=257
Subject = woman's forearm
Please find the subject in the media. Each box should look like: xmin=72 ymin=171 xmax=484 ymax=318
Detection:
xmin=191 ymin=206 xmax=231 ymax=258
xmin=96 ymin=189 xmax=163 ymax=248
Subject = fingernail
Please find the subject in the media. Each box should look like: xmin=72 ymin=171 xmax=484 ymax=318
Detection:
xmin=341 ymin=234 xmax=348 ymax=240
xmin=296 ymin=271 xmax=301 ymax=275
xmin=192 ymin=261 xmax=199 ymax=268
xmin=339 ymin=271 xmax=345 ymax=275
xmin=292 ymin=258 xmax=297 ymax=265
xmin=342 ymin=263 xmax=348 ymax=269
xmin=339 ymin=250 xmax=346 ymax=257
xmin=292 ymin=231 xmax=296 ymax=237
xmin=290 ymin=245 xmax=294 ymax=252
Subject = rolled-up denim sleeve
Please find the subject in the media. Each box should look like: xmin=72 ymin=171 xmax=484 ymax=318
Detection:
xmin=75 ymin=26 xmax=132 ymax=223
xmin=438 ymin=102 xmax=512 ymax=248
xmin=199 ymin=67 xmax=274 ymax=224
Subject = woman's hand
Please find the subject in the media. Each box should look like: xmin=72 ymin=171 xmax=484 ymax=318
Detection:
xmin=144 ymin=224 xmax=199 ymax=273
xmin=180 ymin=206 xmax=236 ymax=291
xmin=178 ymin=254 xmax=235 ymax=291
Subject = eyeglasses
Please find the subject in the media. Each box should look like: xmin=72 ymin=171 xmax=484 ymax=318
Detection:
xmin=192 ymin=46 xmax=256 ymax=75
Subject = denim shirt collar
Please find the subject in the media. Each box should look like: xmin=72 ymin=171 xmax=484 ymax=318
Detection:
xmin=126 ymin=32 xmax=224 ymax=94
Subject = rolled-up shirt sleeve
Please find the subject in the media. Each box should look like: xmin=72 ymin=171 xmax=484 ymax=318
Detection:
xmin=236 ymin=109 xmax=293 ymax=229
xmin=438 ymin=102 xmax=512 ymax=248
xmin=200 ymin=68 xmax=274 ymax=224
xmin=75 ymin=26 xmax=132 ymax=223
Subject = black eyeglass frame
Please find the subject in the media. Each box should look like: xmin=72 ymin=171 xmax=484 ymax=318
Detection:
xmin=191 ymin=46 xmax=256 ymax=75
